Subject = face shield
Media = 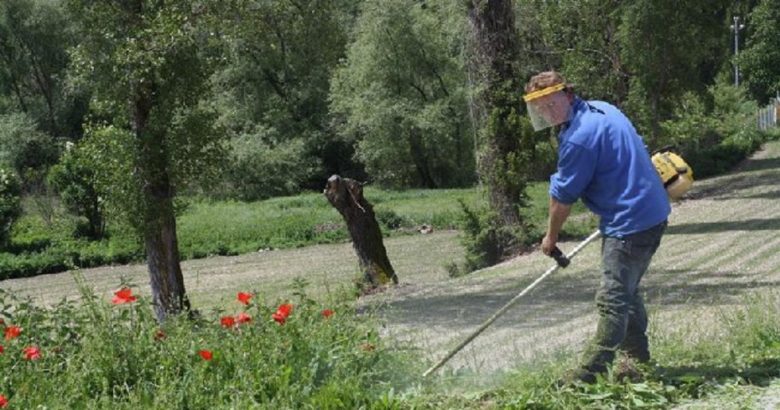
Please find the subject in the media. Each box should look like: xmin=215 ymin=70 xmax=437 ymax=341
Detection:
xmin=523 ymin=83 xmax=572 ymax=131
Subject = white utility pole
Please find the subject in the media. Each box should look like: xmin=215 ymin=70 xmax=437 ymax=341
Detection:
xmin=730 ymin=15 xmax=745 ymax=86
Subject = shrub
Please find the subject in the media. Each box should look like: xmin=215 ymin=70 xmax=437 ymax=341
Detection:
xmin=48 ymin=143 xmax=105 ymax=239
xmin=661 ymin=78 xmax=767 ymax=178
xmin=219 ymin=131 xmax=320 ymax=201
xmin=0 ymin=168 xmax=22 ymax=247
xmin=375 ymin=208 xmax=409 ymax=230
xmin=0 ymin=113 xmax=59 ymax=190
xmin=452 ymin=200 xmax=529 ymax=275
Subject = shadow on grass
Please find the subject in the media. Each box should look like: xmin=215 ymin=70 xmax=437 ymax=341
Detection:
xmin=5 ymin=238 xmax=52 ymax=254
xmin=378 ymin=267 xmax=777 ymax=331
xmin=688 ymin=168 xmax=780 ymax=200
xmin=734 ymin=156 xmax=780 ymax=173
xmin=654 ymin=357 xmax=780 ymax=389
xmin=715 ymin=189 xmax=780 ymax=201
xmin=666 ymin=218 xmax=780 ymax=235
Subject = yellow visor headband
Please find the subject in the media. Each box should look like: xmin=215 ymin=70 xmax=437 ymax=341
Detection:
xmin=523 ymin=83 xmax=566 ymax=102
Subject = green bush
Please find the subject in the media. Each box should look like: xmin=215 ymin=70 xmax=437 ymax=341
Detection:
xmin=452 ymin=200 xmax=529 ymax=276
xmin=0 ymin=168 xmax=22 ymax=248
xmin=219 ymin=132 xmax=320 ymax=201
xmin=47 ymin=143 xmax=105 ymax=239
xmin=660 ymin=78 xmax=767 ymax=178
xmin=0 ymin=113 xmax=59 ymax=190
xmin=375 ymin=208 xmax=409 ymax=230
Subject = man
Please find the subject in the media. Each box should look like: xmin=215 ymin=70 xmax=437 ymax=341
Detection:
xmin=523 ymin=71 xmax=670 ymax=383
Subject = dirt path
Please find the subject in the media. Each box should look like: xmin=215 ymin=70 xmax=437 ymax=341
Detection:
xmin=363 ymin=140 xmax=780 ymax=376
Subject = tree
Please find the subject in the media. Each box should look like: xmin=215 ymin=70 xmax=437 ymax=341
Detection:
xmin=67 ymin=0 xmax=227 ymax=321
xmin=214 ymin=0 xmax=358 ymax=197
xmin=530 ymin=0 xmax=630 ymax=105
xmin=330 ymin=0 xmax=474 ymax=188
xmin=0 ymin=0 xmax=86 ymax=139
xmin=740 ymin=0 xmax=780 ymax=103
xmin=324 ymin=175 xmax=398 ymax=290
xmin=0 ymin=112 xmax=59 ymax=190
xmin=618 ymin=0 xmax=730 ymax=143
xmin=465 ymin=0 xmax=534 ymax=229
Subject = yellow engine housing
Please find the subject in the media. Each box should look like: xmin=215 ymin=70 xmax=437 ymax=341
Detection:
xmin=652 ymin=151 xmax=694 ymax=200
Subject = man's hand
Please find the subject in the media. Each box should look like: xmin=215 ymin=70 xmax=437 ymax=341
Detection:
xmin=542 ymin=233 xmax=557 ymax=256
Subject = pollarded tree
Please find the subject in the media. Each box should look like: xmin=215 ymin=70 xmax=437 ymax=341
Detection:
xmin=66 ymin=0 xmax=227 ymax=321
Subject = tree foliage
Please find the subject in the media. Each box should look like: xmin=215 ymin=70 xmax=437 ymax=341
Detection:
xmin=0 ymin=167 xmax=22 ymax=247
xmin=47 ymin=142 xmax=105 ymax=239
xmin=0 ymin=0 xmax=85 ymax=139
xmin=739 ymin=0 xmax=780 ymax=103
xmin=215 ymin=0 xmax=358 ymax=196
xmin=0 ymin=112 xmax=59 ymax=190
xmin=617 ymin=0 xmax=730 ymax=143
xmin=331 ymin=0 xmax=474 ymax=188
xmin=530 ymin=0 xmax=629 ymax=104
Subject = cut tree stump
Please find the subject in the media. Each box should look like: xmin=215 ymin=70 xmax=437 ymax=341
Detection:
xmin=323 ymin=175 xmax=398 ymax=290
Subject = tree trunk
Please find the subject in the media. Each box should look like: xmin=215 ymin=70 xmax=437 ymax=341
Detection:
xmin=466 ymin=0 xmax=525 ymax=227
xmin=132 ymin=79 xmax=190 ymax=322
xmin=323 ymin=175 xmax=398 ymax=290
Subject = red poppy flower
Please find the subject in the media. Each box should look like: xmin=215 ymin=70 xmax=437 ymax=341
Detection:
xmin=4 ymin=326 xmax=21 ymax=341
xmin=236 ymin=312 xmax=252 ymax=324
xmin=198 ymin=349 xmax=213 ymax=361
xmin=272 ymin=303 xmax=293 ymax=325
xmin=112 ymin=287 xmax=137 ymax=304
xmin=0 ymin=394 xmax=7 ymax=408
xmin=321 ymin=309 xmax=334 ymax=318
xmin=0 ymin=345 xmax=4 ymax=354
xmin=220 ymin=316 xmax=236 ymax=328
xmin=23 ymin=346 xmax=41 ymax=360
xmin=237 ymin=292 xmax=253 ymax=305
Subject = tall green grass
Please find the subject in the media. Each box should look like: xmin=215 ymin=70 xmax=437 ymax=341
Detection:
xmin=1 ymin=184 xmax=593 ymax=279
xmin=0 ymin=276 xmax=416 ymax=408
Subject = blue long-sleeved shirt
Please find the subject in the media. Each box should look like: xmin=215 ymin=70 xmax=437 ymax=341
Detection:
xmin=549 ymin=97 xmax=670 ymax=237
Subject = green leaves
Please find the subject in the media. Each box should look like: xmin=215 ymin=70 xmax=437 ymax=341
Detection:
xmin=331 ymin=0 xmax=473 ymax=188
xmin=0 ymin=167 xmax=22 ymax=247
xmin=739 ymin=0 xmax=780 ymax=103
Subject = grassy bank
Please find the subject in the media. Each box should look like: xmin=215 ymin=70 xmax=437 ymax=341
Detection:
xmin=0 ymin=277 xmax=777 ymax=408
xmin=0 ymin=184 xmax=594 ymax=280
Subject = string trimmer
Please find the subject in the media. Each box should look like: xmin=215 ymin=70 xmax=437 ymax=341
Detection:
xmin=422 ymin=229 xmax=601 ymax=377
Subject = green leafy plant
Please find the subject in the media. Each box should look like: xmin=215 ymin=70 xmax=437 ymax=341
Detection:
xmin=0 ymin=168 xmax=22 ymax=248
xmin=47 ymin=143 xmax=105 ymax=240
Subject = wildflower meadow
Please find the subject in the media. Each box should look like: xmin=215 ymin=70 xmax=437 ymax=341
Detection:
xmin=0 ymin=276 xmax=412 ymax=409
